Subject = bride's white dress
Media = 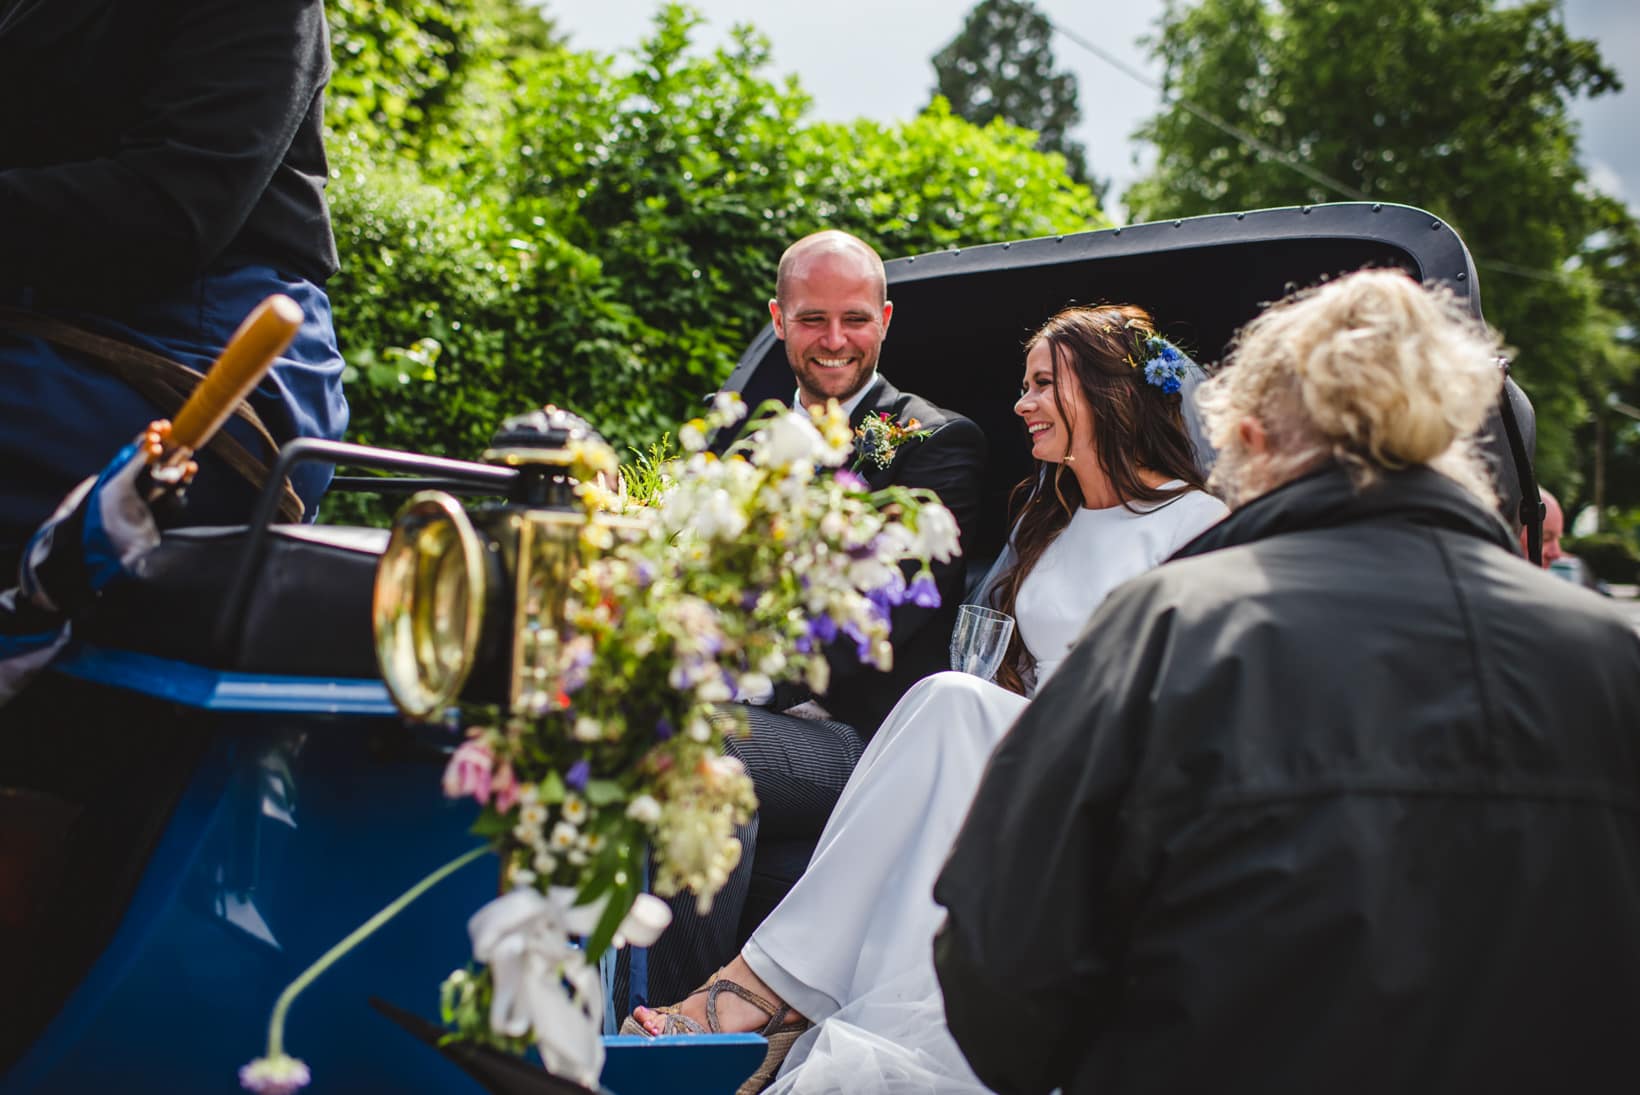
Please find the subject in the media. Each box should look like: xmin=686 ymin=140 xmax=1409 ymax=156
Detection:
xmin=743 ymin=489 xmax=1228 ymax=1092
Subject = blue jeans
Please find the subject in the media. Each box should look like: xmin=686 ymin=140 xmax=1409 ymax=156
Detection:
xmin=0 ymin=266 xmax=348 ymax=551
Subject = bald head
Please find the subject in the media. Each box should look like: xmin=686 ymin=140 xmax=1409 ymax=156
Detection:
xmin=775 ymin=230 xmax=887 ymax=308
xmin=1523 ymin=487 xmax=1565 ymax=566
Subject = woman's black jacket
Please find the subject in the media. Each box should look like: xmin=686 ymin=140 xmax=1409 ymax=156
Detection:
xmin=934 ymin=465 xmax=1640 ymax=1095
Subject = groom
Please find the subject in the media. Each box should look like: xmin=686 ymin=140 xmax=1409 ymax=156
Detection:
xmin=642 ymin=229 xmax=987 ymax=1005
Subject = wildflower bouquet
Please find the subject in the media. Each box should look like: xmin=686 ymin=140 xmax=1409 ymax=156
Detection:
xmin=242 ymin=393 xmax=959 ymax=1093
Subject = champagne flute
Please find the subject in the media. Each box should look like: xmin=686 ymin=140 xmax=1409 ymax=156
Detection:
xmin=949 ymin=604 xmax=1015 ymax=681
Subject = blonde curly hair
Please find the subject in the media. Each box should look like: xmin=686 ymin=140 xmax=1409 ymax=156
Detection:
xmin=1198 ymin=268 xmax=1506 ymax=509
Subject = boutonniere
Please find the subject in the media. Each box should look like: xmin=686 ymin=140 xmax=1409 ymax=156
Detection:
xmin=852 ymin=412 xmax=932 ymax=472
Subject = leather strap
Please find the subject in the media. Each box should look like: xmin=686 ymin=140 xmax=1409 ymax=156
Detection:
xmin=1496 ymin=371 xmax=1540 ymax=565
xmin=0 ymin=306 xmax=305 ymax=522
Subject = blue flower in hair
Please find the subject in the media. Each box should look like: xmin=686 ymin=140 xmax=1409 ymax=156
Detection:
xmin=1138 ymin=337 xmax=1188 ymax=395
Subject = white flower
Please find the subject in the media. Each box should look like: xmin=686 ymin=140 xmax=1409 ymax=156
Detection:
xmin=519 ymin=801 xmax=548 ymax=830
xmin=758 ymin=650 xmax=786 ymax=676
xmin=737 ymin=671 xmax=773 ymax=700
xmin=679 ymin=419 xmax=708 ymax=452
xmin=532 ymin=851 xmax=558 ymax=875
xmin=872 ymin=638 xmax=894 ymax=671
xmin=561 ymin=794 xmax=588 ymax=825
xmin=573 ymin=717 xmax=602 ymax=742
xmin=509 ymin=866 xmax=537 ymax=888
xmin=847 ymin=556 xmax=898 ymax=592
xmin=550 ymin=822 xmax=579 ymax=849
xmin=756 ymin=411 xmax=828 ymax=468
xmin=874 ymin=521 xmax=916 ymax=558
xmin=913 ymin=504 xmax=961 ymax=562
xmin=711 ymin=391 xmax=747 ymax=425
xmin=687 ymin=716 xmax=712 ymax=742
xmin=567 ymin=849 xmax=589 ymax=867
xmin=806 ymin=656 xmax=830 ymax=695
xmin=687 ymin=488 xmax=747 ymax=540
xmin=626 ymin=794 xmax=663 ymax=824
xmin=695 ymin=674 xmax=733 ymax=704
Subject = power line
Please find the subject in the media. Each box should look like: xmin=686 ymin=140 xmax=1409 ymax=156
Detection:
xmin=1049 ymin=19 xmax=1368 ymax=203
xmin=1047 ymin=15 xmax=1629 ymax=293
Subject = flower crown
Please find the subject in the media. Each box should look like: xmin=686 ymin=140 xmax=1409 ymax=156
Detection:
xmin=1127 ymin=334 xmax=1189 ymax=395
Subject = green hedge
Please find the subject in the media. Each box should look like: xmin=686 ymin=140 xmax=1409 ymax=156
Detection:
xmin=321 ymin=2 xmax=1105 ymax=473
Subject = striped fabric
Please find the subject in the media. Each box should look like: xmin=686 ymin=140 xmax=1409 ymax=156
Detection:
xmin=612 ymin=706 xmax=865 ymax=1015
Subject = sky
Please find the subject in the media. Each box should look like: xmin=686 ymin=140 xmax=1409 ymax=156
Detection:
xmin=547 ymin=0 xmax=1640 ymax=221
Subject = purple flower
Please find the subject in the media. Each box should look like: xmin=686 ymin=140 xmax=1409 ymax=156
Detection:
xmin=809 ymin=614 xmax=838 ymax=644
xmin=795 ymin=634 xmax=813 ymax=654
xmin=841 ymin=621 xmax=874 ymax=662
xmin=907 ymin=574 xmax=941 ymax=608
xmin=654 ymin=716 xmax=675 ymax=741
xmin=1162 ymin=377 xmax=1182 ymax=394
xmin=633 ymin=561 xmax=656 ymax=587
xmin=866 ymin=588 xmax=897 ymax=621
xmin=846 ymin=538 xmax=879 ymax=560
xmin=741 ymin=590 xmax=761 ymax=612
xmin=564 ymin=759 xmax=590 ymax=791
xmin=833 ymin=469 xmax=867 ymax=491
xmin=560 ymin=640 xmax=594 ymax=694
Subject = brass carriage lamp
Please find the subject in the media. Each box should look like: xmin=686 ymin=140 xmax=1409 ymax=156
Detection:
xmin=372 ymin=406 xmax=640 ymax=721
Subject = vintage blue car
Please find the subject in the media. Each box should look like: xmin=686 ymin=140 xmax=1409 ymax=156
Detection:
xmin=0 ymin=203 xmax=1540 ymax=1095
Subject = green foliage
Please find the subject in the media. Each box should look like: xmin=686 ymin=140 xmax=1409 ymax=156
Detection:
xmin=793 ymin=98 xmax=1104 ymax=253
xmin=1562 ymin=532 xmax=1640 ymax=585
xmin=1124 ymin=0 xmax=1637 ymax=495
xmin=322 ymin=1 xmax=1102 ymax=475
xmin=931 ymin=0 xmax=1094 ymax=188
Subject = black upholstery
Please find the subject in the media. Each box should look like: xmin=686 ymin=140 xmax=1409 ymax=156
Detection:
xmin=76 ymin=524 xmax=386 ymax=676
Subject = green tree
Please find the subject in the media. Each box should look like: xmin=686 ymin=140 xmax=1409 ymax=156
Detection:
xmin=324 ymin=1 xmax=1104 ymax=478
xmin=1569 ymin=195 xmax=1640 ymax=525
xmin=1125 ymin=0 xmax=1634 ymax=492
xmin=930 ymin=0 xmax=1095 ymax=189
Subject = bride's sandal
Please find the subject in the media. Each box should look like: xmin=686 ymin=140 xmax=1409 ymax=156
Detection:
xmin=619 ymin=978 xmax=810 ymax=1095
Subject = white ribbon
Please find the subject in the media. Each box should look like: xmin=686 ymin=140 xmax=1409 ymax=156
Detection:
xmin=468 ymin=886 xmax=672 ymax=1089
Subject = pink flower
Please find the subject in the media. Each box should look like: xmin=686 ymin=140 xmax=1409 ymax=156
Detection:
xmin=490 ymin=760 xmax=520 ymax=814
xmin=442 ymin=739 xmax=494 ymax=804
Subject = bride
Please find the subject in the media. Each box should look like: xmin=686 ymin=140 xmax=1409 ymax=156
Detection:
xmin=624 ymin=303 xmax=1229 ymax=1093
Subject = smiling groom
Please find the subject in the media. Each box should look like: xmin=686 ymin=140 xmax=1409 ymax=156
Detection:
xmin=763 ymin=229 xmax=987 ymax=727
xmin=640 ymin=230 xmax=987 ymax=1008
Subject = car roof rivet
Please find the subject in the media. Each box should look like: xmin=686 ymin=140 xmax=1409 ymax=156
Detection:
xmin=1372 ymin=203 xmax=1382 ymax=212
xmin=1457 ymin=271 xmax=1468 ymax=281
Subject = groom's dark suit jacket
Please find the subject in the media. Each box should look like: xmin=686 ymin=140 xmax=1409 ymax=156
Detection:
xmin=721 ymin=373 xmax=986 ymax=735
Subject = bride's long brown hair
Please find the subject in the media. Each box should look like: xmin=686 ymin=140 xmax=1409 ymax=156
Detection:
xmin=989 ymin=304 xmax=1206 ymax=695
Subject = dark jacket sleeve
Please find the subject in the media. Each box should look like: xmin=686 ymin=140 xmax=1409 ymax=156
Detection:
xmin=822 ymin=414 xmax=988 ymax=688
xmin=0 ymin=0 xmax=330 ymax=291
xmin=932 ymin=579 xmax=1176 ymax=1094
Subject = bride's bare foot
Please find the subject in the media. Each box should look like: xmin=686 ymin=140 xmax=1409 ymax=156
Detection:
xmin=632 ymin=955 xmax=805 ymax=1036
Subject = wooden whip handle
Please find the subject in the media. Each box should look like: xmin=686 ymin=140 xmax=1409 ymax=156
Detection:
xmin=169 ymin=294 xmax=303 ymax=453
